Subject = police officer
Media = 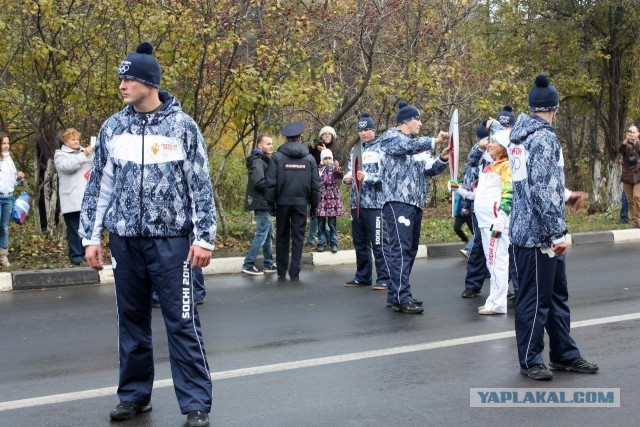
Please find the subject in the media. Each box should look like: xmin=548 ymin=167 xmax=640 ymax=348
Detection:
xmin=265 ymin=122 xmax=320 ymax=280
xmin=342 ymin=113 xmax=389 ymax=290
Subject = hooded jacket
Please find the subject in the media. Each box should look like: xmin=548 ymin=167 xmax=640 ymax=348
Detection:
xmin=244 ymin=148 xmax=271 ymax=211
xmin=378 ymin=127 xmax=447 ymax=209
xmin=265 ymin=141 xmax=320 ymax=207
xmin=79 ymin=91 xmax=217 ymax=250
xmin=508 ymin=113 xmax=566 ymax=247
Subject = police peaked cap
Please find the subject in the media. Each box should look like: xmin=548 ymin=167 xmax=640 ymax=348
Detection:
xmin=282 ymin=122 xmax=305 ymax=138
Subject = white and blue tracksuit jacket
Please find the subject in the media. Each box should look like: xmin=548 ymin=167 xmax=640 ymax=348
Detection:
xmin=343 ymin=137 xmax=384 ymax=209
xmin=378 ymin=127 xmax=447 ymax=208
xmin=508 ymin=113 xmax=567 ymax=247
xmin=80 ymin=91 xmax=217 ymax=249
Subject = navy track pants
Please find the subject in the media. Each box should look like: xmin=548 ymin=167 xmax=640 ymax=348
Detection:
xmin=351 ymin=208 xmax=390 ymax=286
xmin=110 ymin=234 xmax=212 ymax=413
xmin=513 ymin=246 xmax=580 ymax=369
xmin=382 ymin=202 xmax=422 ymax=305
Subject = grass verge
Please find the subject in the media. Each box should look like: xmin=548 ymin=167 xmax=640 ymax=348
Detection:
xmin=4 ymin=204 xmax=629 ymax=271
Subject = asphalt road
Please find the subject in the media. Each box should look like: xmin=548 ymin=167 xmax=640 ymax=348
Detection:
xmin=1 ymin=241 xmax=639 ymax=426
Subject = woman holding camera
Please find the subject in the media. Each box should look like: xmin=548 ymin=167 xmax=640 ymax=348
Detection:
xmin=619 ymin=124 xmax=640 ymax=227
xmin=306 ymin=126 xmax=343 ymax=247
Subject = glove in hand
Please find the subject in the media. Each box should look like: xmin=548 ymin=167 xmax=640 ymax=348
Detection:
xmin=490 ymin=210 xmax=508 ymax=238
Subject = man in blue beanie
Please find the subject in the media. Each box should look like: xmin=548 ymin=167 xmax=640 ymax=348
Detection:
xmin=342 ymin=113 xmax=390 ymax=290
xmin=508 ymin=74 xmax=598 ymax=380
xmin=377 ymin=101 xmax=449 ymax=313
xmin=80 ymin=42 xmax=215 ymax=426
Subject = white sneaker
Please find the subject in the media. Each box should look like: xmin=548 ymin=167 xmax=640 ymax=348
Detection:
xmin=478 ymin=307 xmax=505 ymax=315
xmin=460 ymin=249 xmax=469 ymax=259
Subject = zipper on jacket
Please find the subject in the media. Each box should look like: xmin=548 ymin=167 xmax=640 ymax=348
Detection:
xmin=139 ymin=117 xmax=147 ymax=235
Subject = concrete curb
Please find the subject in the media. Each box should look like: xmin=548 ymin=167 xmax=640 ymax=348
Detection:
xmin=11 ymin=268 xmax=100 ymax=290
xmin=1 ymin=230 xmax=638 ymax=291
xmin=570 ymin=231 xmax=613 ymax=245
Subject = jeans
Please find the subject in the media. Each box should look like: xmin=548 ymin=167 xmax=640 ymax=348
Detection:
xmin=464 ymin=237 xmax=474 ymax=253
xmin=620 ymin=190 xmax=629 ymax=221
xmin=63 ymin=211 xmax=84 ymax=262
xmin=317 ymin=216 xmax=337 ymax=248
xmin=242 ymin=209 xmax=275 ymax=269
xmin=306 ymin=211 xmax=318 ymax=245
xmin=0 ymin=195 xmax=14 ymax=249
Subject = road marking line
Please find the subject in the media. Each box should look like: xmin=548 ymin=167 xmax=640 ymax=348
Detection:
xmin=1 ymin=312 xmax=639 ymax=411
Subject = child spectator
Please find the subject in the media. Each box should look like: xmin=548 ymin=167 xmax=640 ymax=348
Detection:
xmin=316 ymin=149 xmax=344 ymax=253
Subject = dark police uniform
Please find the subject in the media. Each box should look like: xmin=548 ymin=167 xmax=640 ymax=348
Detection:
xmin=265 ymin=122 xmax=320 ymax=279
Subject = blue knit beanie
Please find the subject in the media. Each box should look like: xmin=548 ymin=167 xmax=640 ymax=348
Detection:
xmin=495 ymin=105 xmax=516 ymax=127
xmin=476 ymin=122 xmax=489 ymax=139
xmin=357 ymin=113 xmax=376 ymax=131
xmin=529 ymin=75 xmax=559 ymax=112
xmin=396 ymin=101 xmax=421 ymax=125
xmin=118 ymin=42 xmax=162 ymax=88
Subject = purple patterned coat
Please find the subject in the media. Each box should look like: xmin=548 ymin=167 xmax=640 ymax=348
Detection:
xmin=316 ymin=165 xmax=344 ymax=217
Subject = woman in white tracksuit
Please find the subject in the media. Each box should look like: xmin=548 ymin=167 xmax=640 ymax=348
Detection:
xmin=456 ymin=130 xmax=512 ymax=314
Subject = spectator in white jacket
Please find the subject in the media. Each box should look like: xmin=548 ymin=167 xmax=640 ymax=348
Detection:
xmin=54 ymin=128 xmax=93 ymax=265
xmin=0 ymin=131 xmax=25 ymax=268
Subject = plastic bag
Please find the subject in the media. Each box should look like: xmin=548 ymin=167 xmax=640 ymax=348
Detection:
xmin=11 ymin=191 xmax=32 ymax=225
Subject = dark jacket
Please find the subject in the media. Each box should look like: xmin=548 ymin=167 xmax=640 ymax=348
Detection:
xmin=310 ymin=141 xmax=343 ymax=166
xmin=618 ymin=142 xmax=640 ymax=185
xmin=244 ymin=149 xmax=270 ymax=211
xmin=265 ymin=142 xmax=320 ymax=207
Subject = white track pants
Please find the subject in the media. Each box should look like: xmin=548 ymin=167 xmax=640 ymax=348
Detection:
xmin=479 ymin=227 xmax=510 ymax=313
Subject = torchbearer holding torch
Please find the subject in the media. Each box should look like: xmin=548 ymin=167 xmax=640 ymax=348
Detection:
xmin=378 ymin=101 xmax=449 ymax=314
